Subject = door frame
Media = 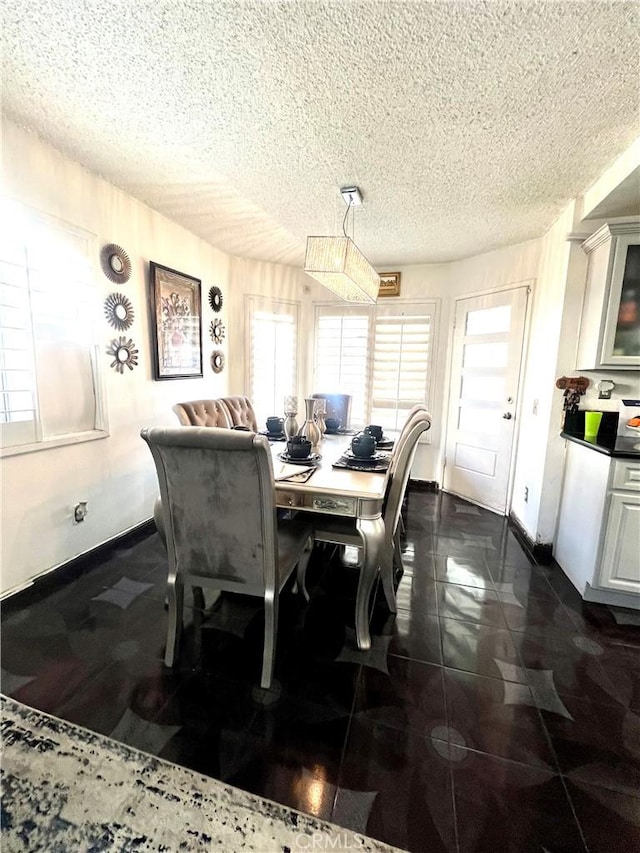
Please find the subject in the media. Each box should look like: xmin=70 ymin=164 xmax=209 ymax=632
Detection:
xmin=441 ymin=280 xmax=534 ymax=515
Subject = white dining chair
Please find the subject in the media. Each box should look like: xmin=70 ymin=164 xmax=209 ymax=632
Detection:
xmin=310 ymin=411 xmax=432 ymax=614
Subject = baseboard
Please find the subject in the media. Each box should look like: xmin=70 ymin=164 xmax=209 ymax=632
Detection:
xmin=1 ymin=518 xmax=156 ymax=604
xmin=508 ymin=512 xmax=553 ymax=566
xmin=408 ymin=479 xmax=439 ymax=493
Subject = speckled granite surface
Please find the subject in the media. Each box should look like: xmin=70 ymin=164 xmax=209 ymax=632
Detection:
xmin=0 ymin=695 xmax=403 ymax=852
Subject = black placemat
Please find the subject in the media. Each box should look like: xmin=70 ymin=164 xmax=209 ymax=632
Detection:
xmin=259 ymin=431 xmax=287 ymax=442
xmin=332 ymin=455 xmax=390 ymax=473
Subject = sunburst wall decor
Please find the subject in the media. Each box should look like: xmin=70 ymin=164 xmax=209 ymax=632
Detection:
xmin=208 ymin=286 xmax=223 ymax=312
xmin=104 ymin=292 xmax=134 ymax=331
xmin=100 ymin=244 xmax=132 ymax=284
xmin=210 ymin=350 xmax=225 ymax=374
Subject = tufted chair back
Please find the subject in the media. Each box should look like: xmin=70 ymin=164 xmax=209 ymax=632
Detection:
xmin=218 ymin=396 xmax=259 ymax=431
xmin=173 ymin=399 xmax=232 ymax=428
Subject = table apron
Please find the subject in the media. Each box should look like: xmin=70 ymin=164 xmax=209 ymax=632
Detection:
xmin=275 ymin=489 xmax=383 ymax=519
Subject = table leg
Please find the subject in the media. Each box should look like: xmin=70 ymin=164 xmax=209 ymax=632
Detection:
xmin=355 ymin=516 xmax=385 ymax=650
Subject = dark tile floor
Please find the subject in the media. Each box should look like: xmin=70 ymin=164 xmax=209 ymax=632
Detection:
xmin=2 ymin=491 xmax=639 ymax=852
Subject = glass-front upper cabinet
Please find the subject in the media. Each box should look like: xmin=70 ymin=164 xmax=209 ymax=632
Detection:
xmin=577 ymin=221 xmax=640 ymax=370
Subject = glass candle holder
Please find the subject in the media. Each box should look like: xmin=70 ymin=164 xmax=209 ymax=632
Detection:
xmin=283 ymin=395 xmax=299 ymax=439
xmin=284 ymin=395 xmax=298 ymax=416
xmin=314 ymin=398 xmax=327 ymax=436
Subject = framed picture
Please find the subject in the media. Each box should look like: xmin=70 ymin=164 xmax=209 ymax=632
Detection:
xmin=149 ymin=262 xmax=203 ymax=380
xmin=379 ymin=271 xmax=401 ymax=297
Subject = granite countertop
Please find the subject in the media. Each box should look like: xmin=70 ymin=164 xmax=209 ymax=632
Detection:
xmin=561 ymin=430 xmax=640 ymax=459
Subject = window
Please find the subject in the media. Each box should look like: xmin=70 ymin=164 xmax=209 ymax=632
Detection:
xmin=371 ymin=306 xmax=433 ymax=431
xmin=245 ymin=296 xmax=298 ymax=423
xmin=0 ymin=202 xmax=108 ymax=455
xmin=314 ymin=307 xmax=370 ymax=426
xmin=313 ymin=301 xmax=436 ymax=432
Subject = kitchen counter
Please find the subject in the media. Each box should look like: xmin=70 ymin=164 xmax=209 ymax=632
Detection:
xmin=561 ymin=430 xmax=640 ymax=458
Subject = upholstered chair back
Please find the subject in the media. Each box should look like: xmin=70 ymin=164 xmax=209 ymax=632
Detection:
xmin=311 ymin=394 xmax=352 ymax=428
xmin=141 ymin=427 xmax=277 ymax=593
xmin=173 ymin=399 xmax=231 ymax=428
xmin=385 ymin=412 xmax=432 ymax=536
xmin=217 ymin=396 xmax=259 ymax=431
xmin=389 ymin=405 xmax=430 ymax=478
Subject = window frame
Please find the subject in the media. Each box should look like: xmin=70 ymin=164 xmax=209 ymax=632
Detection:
xmin=312 ymin=302 xmax=373 ymax=428
xmin=0 ymin=203 xmax=109 ymax=458
xmin=312 ymin=298 xmax=438 ymax=437
xmin=244 ymin=294 xmax=300 ymax=423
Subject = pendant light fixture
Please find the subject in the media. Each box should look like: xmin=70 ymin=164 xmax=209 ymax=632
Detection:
xmin=304 ymin=186 xmax=380 ymax=303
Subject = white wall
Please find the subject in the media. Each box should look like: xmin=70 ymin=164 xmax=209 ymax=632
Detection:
xmin=510 ymin=204 xmax=578 ymax=542
xmin=1 ymin=121 xmax=233 ymax=593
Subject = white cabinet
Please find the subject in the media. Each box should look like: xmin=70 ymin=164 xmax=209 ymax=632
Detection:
xmin=555 ymin=440 xmax=640 ymax=608
xmin=577 ymin=221 xmax=640 ymax=370
xmin=599 ymin=491 xmax=640 ymax=594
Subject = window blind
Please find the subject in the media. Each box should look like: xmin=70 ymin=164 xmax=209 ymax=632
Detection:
xmin=313 ymin=302 xmax=435 ymax=431
xmin=314 ymin=311 xmax=370 ymax=427
xmin=247 ymin=298 xmax=297 ymax=423
xmin=0 ymin=205 xmax=106 ymax=452
xmin=371 ymin=314 xmax=431 ymax=431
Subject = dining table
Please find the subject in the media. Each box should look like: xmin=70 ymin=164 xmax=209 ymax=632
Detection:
xmin=269 ymin=433 xmax=393 ymax=650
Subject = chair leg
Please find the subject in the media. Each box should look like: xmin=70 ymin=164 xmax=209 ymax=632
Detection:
xmin=393 ymin=534 xmax=404 ymax=574
xmin=296 ymin=536 xmax=314 ymax=602
xmin=381 ymin=541 xmax=398 ymax=614
xmin=164 ymin=573 xmax=184 ymax=667
xmin=261 ymin=589 xmax=278 ymax=690
xmin=192 ymin=586 xmax=205 ymax=611
xmin=355 ymin=517 xmax=385 ymax=650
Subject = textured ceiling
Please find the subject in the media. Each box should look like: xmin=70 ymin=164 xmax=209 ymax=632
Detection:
xmin=2 ymin=1 xmax=639 ymax=267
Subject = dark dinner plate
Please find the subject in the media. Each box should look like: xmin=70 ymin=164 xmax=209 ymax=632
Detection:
xmin=277 ymin=451 xmax=322 ymax=465
xmin=344 ymin=449 xmax=390 ymax=463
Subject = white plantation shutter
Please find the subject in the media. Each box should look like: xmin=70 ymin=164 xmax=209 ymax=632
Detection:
xmin=314 ymin=308 xmax=371 ymax=427
xmin=371 ymin=311 xmax=432 ymax=431
xmin=313 ymin=302 xmax=436 ymax=432
xmin=1 ymin=203 xmax=107 ymax=454
xmin=247 ymin=297 xmax=297 ymax=423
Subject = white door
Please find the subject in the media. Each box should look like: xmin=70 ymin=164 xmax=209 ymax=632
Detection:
xmin=444 ymin=287 xmax=529 ymax=514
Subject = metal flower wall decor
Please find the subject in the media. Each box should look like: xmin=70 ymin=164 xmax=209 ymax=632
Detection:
xmin=104 ymin=292 xmax=134 ymax=331
xmin=107 ymin=337 xmax=139 ymax=374
xmin=209 ymin=319 xmax=225 ymax=344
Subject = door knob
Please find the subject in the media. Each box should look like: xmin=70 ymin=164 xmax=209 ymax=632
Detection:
xmin=503 ymin=412 xmax=513 ymax=420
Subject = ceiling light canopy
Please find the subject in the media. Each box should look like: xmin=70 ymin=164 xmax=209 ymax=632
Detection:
xmin=304 ymin=186 xmax=380 ymax=303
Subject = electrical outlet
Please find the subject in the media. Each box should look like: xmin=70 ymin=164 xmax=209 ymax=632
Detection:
xmin=73 ymin=501 xmax=88 ymax=523
xmin=524 ymin=487 xmax=529 ymax=503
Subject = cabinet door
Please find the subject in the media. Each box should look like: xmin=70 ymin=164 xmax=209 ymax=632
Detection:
xmin=577 ymin=224 xmax=640 ymax=370
xmin=600 ymin=236 xmax=640 ymax=367
xmin=598 ymin=491 xmax=640 ymax=593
